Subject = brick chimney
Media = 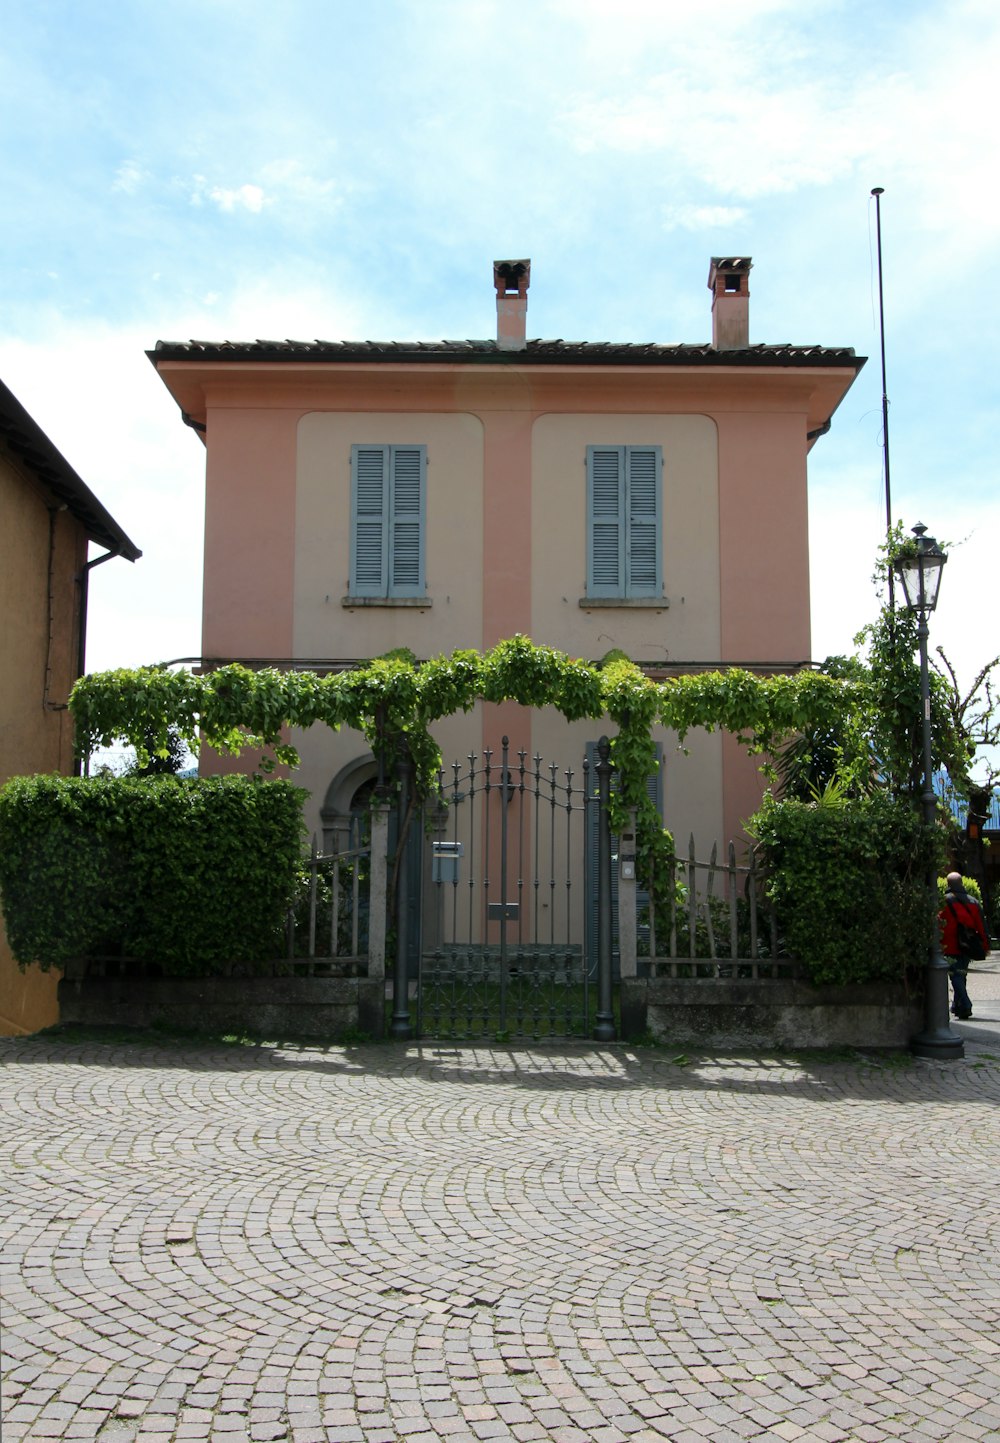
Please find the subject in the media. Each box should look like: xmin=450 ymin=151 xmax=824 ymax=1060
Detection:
xmin=708 ymin=257 xmax=752 ymax=350
xmin=494 ymin=259 xmax=530 ymax=350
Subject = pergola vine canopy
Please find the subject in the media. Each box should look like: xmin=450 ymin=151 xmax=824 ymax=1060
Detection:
xmin=70 ymin=636 xmax=856 ymax=801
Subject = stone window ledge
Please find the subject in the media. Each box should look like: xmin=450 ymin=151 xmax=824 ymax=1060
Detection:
xmin=342 ymin=596 xmax=432 ymax=609
xmin=578 ymin=596 xmax=670 ymax=610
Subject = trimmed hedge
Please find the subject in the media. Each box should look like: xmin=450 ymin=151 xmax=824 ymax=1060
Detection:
xmin=749 ymin=792 xmax=944 ymax=986
xmin=0 ymin=775 xmax=305 ymax=974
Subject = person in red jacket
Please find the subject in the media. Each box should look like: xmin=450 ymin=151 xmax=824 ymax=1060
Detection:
xmin=939 ymin=872 xmax=990 ymax=1020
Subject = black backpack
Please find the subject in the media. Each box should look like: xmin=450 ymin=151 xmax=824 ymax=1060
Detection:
xmin=948 ymin=901 xmax=987 ymax=962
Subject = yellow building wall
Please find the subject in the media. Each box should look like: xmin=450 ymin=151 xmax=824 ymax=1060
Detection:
xmin=0 ymin=457 xmax=85 ymax=1034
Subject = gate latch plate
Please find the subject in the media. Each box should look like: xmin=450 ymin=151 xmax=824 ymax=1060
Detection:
xmin=487 ymin=902 xmax=520 ymax=921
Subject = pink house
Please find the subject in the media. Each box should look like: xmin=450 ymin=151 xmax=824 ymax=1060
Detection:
xmin=149 ymin=257 xmax=863 ymax=861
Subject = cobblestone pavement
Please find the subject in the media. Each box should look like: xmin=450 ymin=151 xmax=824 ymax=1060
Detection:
xmin=3 ymin=970 xmax=1000 ymax=1443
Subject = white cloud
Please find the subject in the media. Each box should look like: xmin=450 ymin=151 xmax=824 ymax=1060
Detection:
xmin=189 ymin=175 xmax=268 ymax=212
xmin=259 ymin=158 xmax=340 ymax=208
xmin=0 ymin=278 xmax=371 ymax=672
xmin=560 ymin=71 xmax=894 ymax=198
xmin=112 ymin=161 xmax=147 ymax=195
xmin=662 ymin=203 xmax=749 ymax=232
xmin=209 ymin=182 xmax=267 ymax=214
xmin=809 ymin=469 xmax=1000 ymax=785
xmin=554 ymin=1 xmax=1000 ymax=231
xmin=548 ymin=0 xmax=797 ymax=62
xmin=0 ymin=322 xmax=204 ymax=673
xmin=185 ymin=165 xmax=340 ymax=218
xmin=809 ymin=473 xmax=1000 ymax=687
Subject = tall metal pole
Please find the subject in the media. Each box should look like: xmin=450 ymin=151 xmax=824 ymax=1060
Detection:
xmin=871 ymin=188 xmax=893 ymax=537
xmin=911 ymin=610 xmax=963 ymax=1060
xmin=871 ymin=187 xmax=895 ymax=612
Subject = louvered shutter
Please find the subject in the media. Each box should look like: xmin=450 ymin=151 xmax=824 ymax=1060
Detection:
xmin=625 ymin=447 xmax=660 ymax=595
xmin=350 ymin=445 xmax=389 ymax=596
xmin=350 ymin=444 xmax=426 ymax=597
xmin=389 ymin=446 xmax=425 ymax=595
xmin=587 ymin=447 xmax=625 ymax=596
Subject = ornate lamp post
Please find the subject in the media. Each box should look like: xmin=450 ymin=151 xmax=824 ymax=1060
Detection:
xmin=892 ymin=523 xmax=963 ymax=1060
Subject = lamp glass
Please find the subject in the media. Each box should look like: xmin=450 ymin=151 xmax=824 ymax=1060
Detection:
xmin=894 ymin=555 xmax=922 ymax=611
xmin=919 ymin=548 xmax=946 ymax=611
xmin=893 ymin=534 xmax=947 ymax=613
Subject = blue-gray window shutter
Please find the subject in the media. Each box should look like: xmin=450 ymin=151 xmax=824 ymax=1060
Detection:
xmin=350 ymin=445 xmax=389 ymax=596
xmin=388 ymin=446 xmax=425 ymax=596
xmin=587 ymin=446 xmax=625 ymax=596
xmin=586 ymin=445 xmax=661 ymax=597
xmin=626 ymin=447 xmax=660 ymax=594
xmin=350 ymin=444 xmax=426 ymax=597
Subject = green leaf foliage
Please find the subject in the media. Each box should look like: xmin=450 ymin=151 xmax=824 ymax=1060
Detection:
xmin=71 ymin=640 xmax=854 ymax=811
xmin=0 ymin=775 xmax=305 ymax=974
xmin=70 ymin=640 xmax=858 ymax=928
xmin=748 ymin=791 xmax=944 ymax=986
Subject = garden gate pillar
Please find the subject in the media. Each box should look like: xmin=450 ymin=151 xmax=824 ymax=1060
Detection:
xmin=390 ymin=755 xmax=414 ymax=1040
xmin=617 ymin=806 xmax=638 ymax=980
xmin=594 ymin=736 xmax=616 ymax=1041
xmin=367 ymin=799 xmax=389 ymax=980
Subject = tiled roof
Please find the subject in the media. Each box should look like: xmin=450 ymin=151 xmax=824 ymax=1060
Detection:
xmin=0 ymin=378 xmax=141 ymax=560
xmin=150 ymin=337 xmax=863 ymax=369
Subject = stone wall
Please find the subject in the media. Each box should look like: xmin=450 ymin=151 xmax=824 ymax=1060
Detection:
xmin=56 ymin=973 xmax=920 ymax=1050
xmin=58 ymin=975 xmax=386 ymax=1040
xmin=622 ymin=977 xmax=922 ymax=1050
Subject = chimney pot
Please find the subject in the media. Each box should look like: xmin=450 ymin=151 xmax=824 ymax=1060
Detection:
xmin=708 ymin=256 xmax=752 ymax=349
xmin=494 ymin=258 xmax=530 ymax=350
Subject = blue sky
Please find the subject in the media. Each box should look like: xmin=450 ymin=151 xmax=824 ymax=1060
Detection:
xmin=2 ymin=0 xmax=996 ymax=770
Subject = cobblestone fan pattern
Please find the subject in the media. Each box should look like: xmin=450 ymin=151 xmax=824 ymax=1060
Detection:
xmin=3 ymin=1015 xmax=1000 ymax=1440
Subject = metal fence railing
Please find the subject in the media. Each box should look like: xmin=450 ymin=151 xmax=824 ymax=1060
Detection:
xmin=284 ymin=834 xmax=371 ymax=972
xmin=645 ymin=834 xmax=800 ymax=981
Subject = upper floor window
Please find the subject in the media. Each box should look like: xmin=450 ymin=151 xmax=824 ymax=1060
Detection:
xmin=349 ymin=444 xmax=427 ymax=598
xmin=586 ymin=445 xmax=662 ymax=599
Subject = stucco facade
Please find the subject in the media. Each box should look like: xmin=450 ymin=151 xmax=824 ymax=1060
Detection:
xmin=150 ymin=257 xmax=863 ymax=892
xmin=0 ymin=380 xmax=139 ymax=1034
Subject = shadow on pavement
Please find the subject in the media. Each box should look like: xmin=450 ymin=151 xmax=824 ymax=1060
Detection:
xmin=5 ymin=1022 xmax=1000 ymax=1105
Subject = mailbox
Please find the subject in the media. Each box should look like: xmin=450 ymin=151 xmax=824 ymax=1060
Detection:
xmin=432 ymin=840 xmax=464 ymax=883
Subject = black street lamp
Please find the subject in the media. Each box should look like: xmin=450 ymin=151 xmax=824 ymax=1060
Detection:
xmin=892 ymin=523 xmax=963 ymax=1060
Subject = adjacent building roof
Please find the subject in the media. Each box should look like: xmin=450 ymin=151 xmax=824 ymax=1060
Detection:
xmin=0 ymin=378 xmax=141 ymax=561
xmin=149 ymin=337 xmax=863 ymax=369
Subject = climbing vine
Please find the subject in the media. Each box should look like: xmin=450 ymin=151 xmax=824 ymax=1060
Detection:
xmin=71 ymin=637 xmax=860 ymax=912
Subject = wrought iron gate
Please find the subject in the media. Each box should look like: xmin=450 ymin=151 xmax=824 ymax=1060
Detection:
xmin=417 ymin=737 xmax=598 ymax=1040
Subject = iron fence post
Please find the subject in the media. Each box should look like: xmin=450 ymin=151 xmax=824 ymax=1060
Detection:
xmin=367 ymin=800 xmax=389 ymax=982
xmin=617 ymin=806 xmax=638 ymax=979
xmin=594 ymin=736 xmax=616 ymax=1041
xmin=390 ymin=753 xmax=414 ymax=1040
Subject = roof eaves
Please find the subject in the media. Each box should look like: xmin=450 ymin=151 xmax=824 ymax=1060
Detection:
xmin=149 ymin=337 xmax=865 ymax=370
xmin=0 ymin=378 xmax=142 ymax=561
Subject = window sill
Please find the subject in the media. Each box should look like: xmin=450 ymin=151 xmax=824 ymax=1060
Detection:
xmin=578 ymin=596 xmax=670 ymax=610
xmin=342 ymin=596 xmax=433 ymax=609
